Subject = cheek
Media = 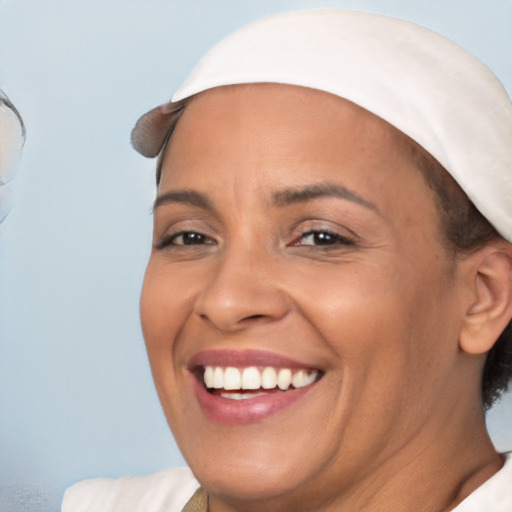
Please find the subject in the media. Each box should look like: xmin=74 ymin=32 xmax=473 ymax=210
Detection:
xmin=139 ymin=263 xmax=196 ymax=426
xmin=139 ymin=262 xmax=195 ymax=377
xmin=288 ymin=257 xmax=455 ymax=393
xmin=141 ymin=261 xmax=190 ymax=338
xmin=287 ymin=259 xmax=402 ymax=341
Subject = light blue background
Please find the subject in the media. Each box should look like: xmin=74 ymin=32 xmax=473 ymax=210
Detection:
xmin=1 ymin=1 xmax=511 ymax=510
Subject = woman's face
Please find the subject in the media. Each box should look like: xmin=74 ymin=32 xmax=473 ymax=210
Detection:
xmin=141 ymin=84 xmax=469 ymax=507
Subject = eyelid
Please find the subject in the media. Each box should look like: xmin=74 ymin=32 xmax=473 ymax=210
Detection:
xmin=288 ymin=219 xmax=359 ymax=245
xmin=154 ymin=229 xmax=217 ymax=250
xmin=290 ymin=229 xmax=356 ymax=247
xmin=153 ymin=213 xmax=219 ymax=249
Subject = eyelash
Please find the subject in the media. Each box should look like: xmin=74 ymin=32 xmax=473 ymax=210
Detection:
xmin=291 ymin=229 xmax=355 ymax=248
xmin=155 ymin=231 xmax=215 ymax=250
xmin=156 ymin=228 xmax=355 ymax=251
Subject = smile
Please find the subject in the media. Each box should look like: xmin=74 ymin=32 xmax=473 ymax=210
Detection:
xmin=188 ymin=350 xmax=324 ymax=423
xmin=203 ymin=366 xmax=320 ymax=399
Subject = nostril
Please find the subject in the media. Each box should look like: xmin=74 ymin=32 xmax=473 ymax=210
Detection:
xmin=199 ymin=312 xmax=269 ymax=325
xmin=246 ymin=314 xmax=265 ymax=321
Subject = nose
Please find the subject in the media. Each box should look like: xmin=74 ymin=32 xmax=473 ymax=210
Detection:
xmin=194 ymin=244 xmax=290 ymax=332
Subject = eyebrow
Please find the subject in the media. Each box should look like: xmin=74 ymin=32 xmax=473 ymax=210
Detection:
xmin=153 ymin=190 xmax=213 ymax=211
xmin=153 ymin=183 xmax=379 ymax=214
xmin=273 ymin=183 xmax=379 ymax=212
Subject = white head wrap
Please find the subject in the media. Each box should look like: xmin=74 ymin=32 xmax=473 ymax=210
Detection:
xmin=131 ymin=9 xmax=512 ymax=242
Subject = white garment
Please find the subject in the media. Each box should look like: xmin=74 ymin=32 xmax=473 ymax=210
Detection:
xmin=452 ymin=453 xmax=512 ymax=511
xmin=61 ymin=467 xmax=200 ymax=512
xmin=62 ymin=454 xmax=512 ymax=512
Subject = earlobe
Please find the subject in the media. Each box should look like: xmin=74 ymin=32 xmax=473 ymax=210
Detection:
xmin=460 ymin=247 xmax=512 ymax=355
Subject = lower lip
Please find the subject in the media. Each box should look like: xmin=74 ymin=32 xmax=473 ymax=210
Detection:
xmin=192 ymin=375 xmax=318 ymax=425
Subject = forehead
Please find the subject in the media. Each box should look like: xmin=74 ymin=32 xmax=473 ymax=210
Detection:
xmin=160 ymin=83 xmax=413 ymax=182
xmin=157 ymin=83 xmax=446 ymax=255
xmin=190 ymin=84 xmax=402 ymax=139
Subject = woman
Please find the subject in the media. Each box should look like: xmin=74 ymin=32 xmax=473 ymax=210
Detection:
xmin=63 ymin=9 xmax=512 ymax=511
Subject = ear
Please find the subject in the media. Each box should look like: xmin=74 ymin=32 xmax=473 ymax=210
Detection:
xmin=460 ymin=244 xmax=512 ymax=355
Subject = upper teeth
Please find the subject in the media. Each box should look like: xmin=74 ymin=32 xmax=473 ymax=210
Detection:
xmin=203 ymin=366 xmax=318 ymax=391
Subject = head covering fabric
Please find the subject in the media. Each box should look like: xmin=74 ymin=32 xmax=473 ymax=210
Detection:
xmin=131 ymin=9 xmax=512 ymax=242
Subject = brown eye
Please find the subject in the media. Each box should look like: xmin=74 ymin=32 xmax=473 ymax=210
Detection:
xmin=295 ymin=230 xmax=354 ymax=247
xmin=171 ymin=231 xmax=213 ymax=246
xmin=156 ymin=231 xmax=216 ymax=250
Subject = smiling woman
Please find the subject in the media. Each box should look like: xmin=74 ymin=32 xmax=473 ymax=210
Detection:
xmin=62 ymin=9 xmax=512 ymax=512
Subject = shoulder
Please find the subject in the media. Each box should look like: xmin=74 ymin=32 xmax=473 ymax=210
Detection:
xmin=453 ymin=453 xmax=512 ymax=512
xmin=61 ymin=466 xmax=200 ymax=512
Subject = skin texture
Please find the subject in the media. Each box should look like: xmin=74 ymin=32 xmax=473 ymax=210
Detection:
xmin=140 ymin=84 xmax=510 ymax=512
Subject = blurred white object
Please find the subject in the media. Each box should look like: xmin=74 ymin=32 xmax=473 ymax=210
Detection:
xmin=0 ymin=88 xmax=25 ymax=223
xmin=0 ymin=89 xmax=25 ymax=184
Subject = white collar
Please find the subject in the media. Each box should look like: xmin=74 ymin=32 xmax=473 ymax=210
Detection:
xmin=453 ymin=453 xmax=512 ymax=511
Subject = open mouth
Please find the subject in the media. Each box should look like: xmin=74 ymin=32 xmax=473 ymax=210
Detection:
xmin=200 ymin=366 xmax=322 ymax=400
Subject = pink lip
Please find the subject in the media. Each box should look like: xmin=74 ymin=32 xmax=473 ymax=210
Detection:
xmin=188 ymin=349 xmax=318 ymax=370
xmin=191 ymin=376 xmax=318 ymax=425
xmin=188 ymin=349 xmax=321 ymax=425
